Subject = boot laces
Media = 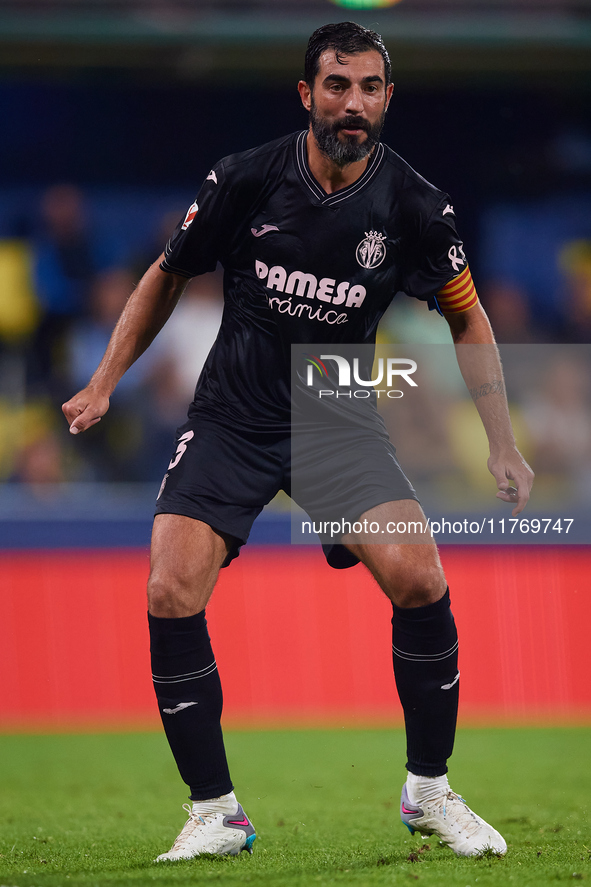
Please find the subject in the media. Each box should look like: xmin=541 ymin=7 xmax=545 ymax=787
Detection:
xmin=169 ymin=804 xmax=220 ymax=851
xmin=437 ymin=791 xmax=483 ymax=838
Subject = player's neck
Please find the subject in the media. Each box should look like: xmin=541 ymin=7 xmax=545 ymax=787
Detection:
xmin=305 ymin=130 xmax=370 ymax=194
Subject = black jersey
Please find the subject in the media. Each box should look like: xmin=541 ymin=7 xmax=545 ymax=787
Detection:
xmin=161 ymin=130 xmax=467 ymax=433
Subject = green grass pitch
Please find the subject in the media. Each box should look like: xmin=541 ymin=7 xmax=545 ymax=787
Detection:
xmin=0 ymin=727 xmax=588 ymax=886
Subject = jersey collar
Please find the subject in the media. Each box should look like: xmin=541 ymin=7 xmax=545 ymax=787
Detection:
xmin=294 ymin=130 xmax=385 ymax=206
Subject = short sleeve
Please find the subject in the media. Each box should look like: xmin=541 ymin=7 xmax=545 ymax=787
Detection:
xmin=401 ymin=196 xmax=468 ymax=302
xmin=160 ymin=162 xmax=234 ymax=279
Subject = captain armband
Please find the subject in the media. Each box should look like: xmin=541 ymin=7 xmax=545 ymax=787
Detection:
xmin=436 ymin=265 xmax=479 ymax=313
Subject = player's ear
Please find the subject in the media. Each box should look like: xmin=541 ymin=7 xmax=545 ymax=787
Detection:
xmin=385 ymin=82 xmax=394 ymax=110
xmin=298 ymin=80 xmax=312 ymax=112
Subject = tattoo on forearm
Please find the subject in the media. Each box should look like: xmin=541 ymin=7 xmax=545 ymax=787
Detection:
xmin=469 ymin=379 xmax=505 ymax=401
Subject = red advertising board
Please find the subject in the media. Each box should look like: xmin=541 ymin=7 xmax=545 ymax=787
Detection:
xmin=0 ymin=546 xmax=589 ymax=728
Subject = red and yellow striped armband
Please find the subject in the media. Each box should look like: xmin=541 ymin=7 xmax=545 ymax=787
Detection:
xmin=436 ymin=265 xmax=479 ymax=313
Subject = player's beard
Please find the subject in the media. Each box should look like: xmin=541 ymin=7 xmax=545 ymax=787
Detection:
xmin=309 ymin=98 xmax=386 ymax=167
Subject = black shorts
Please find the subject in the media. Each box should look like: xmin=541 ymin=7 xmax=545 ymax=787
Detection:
xmin=155 ymin=417 xmax=417 ymax=569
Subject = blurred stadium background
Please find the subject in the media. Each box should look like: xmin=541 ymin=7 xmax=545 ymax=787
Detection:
xmin=0 ymin=0 xmax=590 ymax=730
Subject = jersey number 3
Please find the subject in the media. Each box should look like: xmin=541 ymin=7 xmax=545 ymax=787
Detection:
xmin=168 ymin=430 xmax=195 ymax=470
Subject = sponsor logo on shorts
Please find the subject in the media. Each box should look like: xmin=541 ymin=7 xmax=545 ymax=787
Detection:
xmin=157 ymin=473 xmax=169 ymax=500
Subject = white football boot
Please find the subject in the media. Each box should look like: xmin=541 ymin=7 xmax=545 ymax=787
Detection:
xmin=400 ymin=784 xmax=507 ymax=857
xmin=155 ymin=791 xmax=256 ymax=861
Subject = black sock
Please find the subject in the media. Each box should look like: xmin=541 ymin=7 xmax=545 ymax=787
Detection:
xmin=148 ymin=611 xmax=233 ymax=800
xmin=391 ymin=589 xmax=459 ymax=776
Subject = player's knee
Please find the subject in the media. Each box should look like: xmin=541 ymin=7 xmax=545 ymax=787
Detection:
xmin=147 ymin=572 xmax=186 ymax=617
xmin=147 ymin=567 xmax=212 ymax=618
xmin=381 ymin=562 xmax=447 ymax=609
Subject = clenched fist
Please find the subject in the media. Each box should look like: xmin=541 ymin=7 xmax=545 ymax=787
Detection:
xmin=62 ymin=387 xmax=111 ymax=435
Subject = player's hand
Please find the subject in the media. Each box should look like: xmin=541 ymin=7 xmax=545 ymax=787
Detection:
xmin=487 ymin=447 xmax=534 ymax=517
xmin=62 ymin=387 xmax=110 ymax=435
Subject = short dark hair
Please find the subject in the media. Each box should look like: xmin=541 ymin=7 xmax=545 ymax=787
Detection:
xmin=304 ymin=21 xmax=392 ymax=88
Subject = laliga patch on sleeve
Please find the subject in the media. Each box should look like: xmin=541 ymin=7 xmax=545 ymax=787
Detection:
xmin=181 ymin=201 xmax=199 ymax=230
